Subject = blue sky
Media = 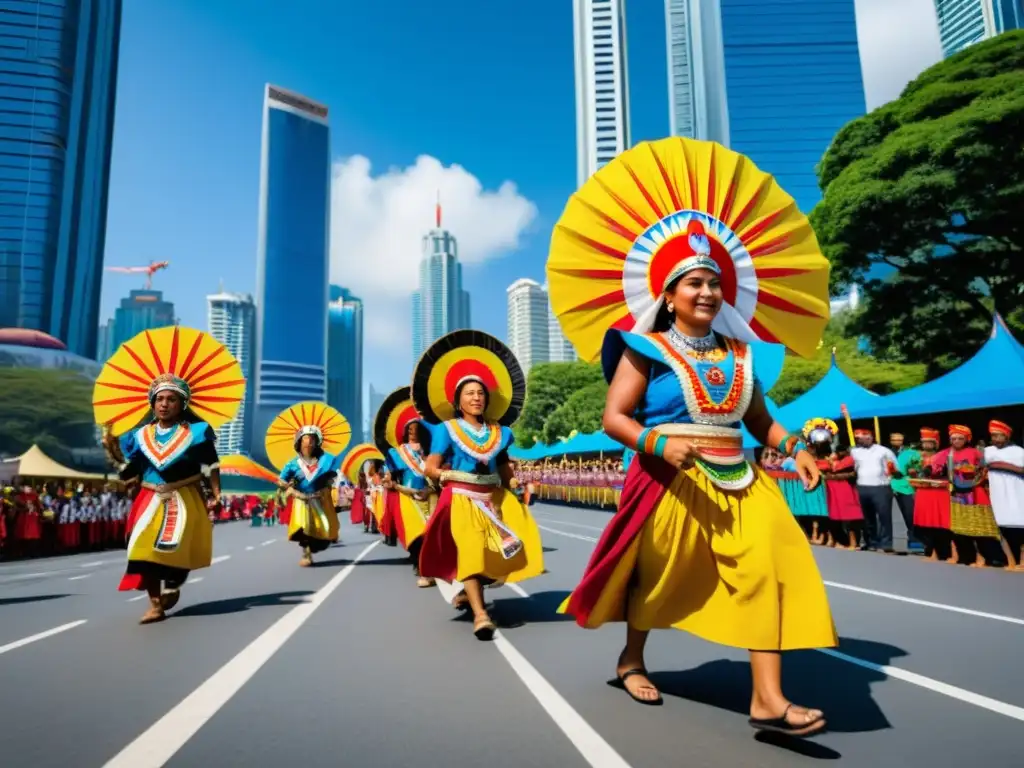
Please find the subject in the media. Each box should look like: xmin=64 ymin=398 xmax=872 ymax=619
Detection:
xmin=100 ymin=0 xmax=941 ymax=404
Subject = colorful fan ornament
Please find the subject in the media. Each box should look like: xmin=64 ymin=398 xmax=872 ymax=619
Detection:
xmin=411 ymin=329 xmax=526 ymax=427
xmin=264 ymin=401 xmax=352 ymax=472
xmin=339 ymin=443 xmax=386 ymax=485
xmin=373 ymin=386 xmax=423 ymax=453
xmin=219 ymin=454 xmax=278 ymax=484
xmin=92 ymin=326 xmax=245 ymax=436
xmin=546 ymin=137 xmax=831 ymax=362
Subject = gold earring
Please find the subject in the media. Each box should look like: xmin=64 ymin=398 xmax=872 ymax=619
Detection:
xmin=667 ymin=303 xmax=675 ymax=313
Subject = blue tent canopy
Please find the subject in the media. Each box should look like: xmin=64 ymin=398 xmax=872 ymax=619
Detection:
xmin=775 ymin=349 xmax=882 ymax=431
xmin=847 ymin=315 xmax=1024 ymax=419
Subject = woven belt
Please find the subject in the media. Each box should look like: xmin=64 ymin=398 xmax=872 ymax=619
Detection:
xmin=443 ymin=471 xmax=500 ymax=487
xmin=654 ymin=424 xmax=753 ymax=492
xmin=141 ymin=474 xmax=203 ymax=497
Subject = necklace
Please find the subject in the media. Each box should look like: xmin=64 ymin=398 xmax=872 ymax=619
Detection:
xmin=667 ymin=325 xmax=718 ymax=355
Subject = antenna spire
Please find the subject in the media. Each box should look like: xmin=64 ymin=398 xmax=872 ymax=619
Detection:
xmin=435 ymin=190 xmax=442 ymax=228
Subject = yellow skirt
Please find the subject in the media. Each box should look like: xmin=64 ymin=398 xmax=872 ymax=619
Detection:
xmin=397 ymin=492 xmax=429 ymax=547
xmin=449 ymin=489 xmax=545 ymax=584
xmin=950 ymin=502 xmax=1001 ymax=539
xmin=288 ymin=490 xmax=340 ymax=545
xmin=128 ymin=483 xmax=212 ymax=573
xmin=372 ymin=491 xmax=386 ymax=526
xmin=565 ymin=467 xmax=837 ymax=651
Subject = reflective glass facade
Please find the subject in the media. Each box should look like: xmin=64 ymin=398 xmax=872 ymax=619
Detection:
xmin=110 ymin=289 xmax=175 ymax=350
xmin=934 ymin=0 xmax=1024 ymax=56
xmin=410 ymin=227 xmax=470 ymax=363
xmin=327 ymin=285 xmax=363 ymax=445
xmin=0 ymin=0 xmax=121 ymax=356
xmin=720 ymin=0 xmax=865 ymax=213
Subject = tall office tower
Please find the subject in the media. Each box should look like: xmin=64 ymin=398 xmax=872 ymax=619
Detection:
xmin=934 ymin=0 xmax=1023 ymax=56
xmin=0 ymin=0 xmax=122 ymax=357
xmin=573 ymin=0 xmax=631 ymax=189
xmin=95 ymin=318 xmax=114 ymax=363
xmin=107 ymin=289 xmax=175 ymax=350
xmin=664 ymin=0 xmax=730 ymax=143
xmin=545 ymin=282 xmax=578 ymax=363
xmin=410 ymin=202 xmax=470 ymax=363
xmin=367 ymin=383 xmax=389 ymax=439
xmin=667 ymin=0 xmax=865 ymax=214
xmin=253 ymin=84 xmax=331 ymax=461
xmin=207 ymin=288 xmax=256 ymax=455
xmin=506 ymin=278 xmax=550 ymax=375
xmin=327 ymin=285 xmax=364 ymax=445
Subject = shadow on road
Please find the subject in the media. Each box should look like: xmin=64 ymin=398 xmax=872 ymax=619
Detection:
xmin=310 ymin=556 xmax=412 ymax=568
xmin=542 ymin=546 xmax=559 ymax=553
xmin=489 ymin=590 xmax=574 ymax=629
xmin=173 ymin=590 xmax=314 ymax=617
xmin=649 ymin=635 xmax=900 ymax=740
xmin=0 ymin=593 xmax=70 ymax=607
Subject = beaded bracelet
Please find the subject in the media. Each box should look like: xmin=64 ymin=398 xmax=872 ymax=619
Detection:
xmin=777 ymin=433 xmax=807 ymax=457
xmin=636 ymin=428 xmax=668 ymax=459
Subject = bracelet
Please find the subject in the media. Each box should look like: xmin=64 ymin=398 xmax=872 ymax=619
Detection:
xmin=776 ymin=433 xmax=806 ymax=457
xmin=636 ymin=428 xmax=663 ymax=456
xmin=653 ymin=434 xmax=668 ymax=458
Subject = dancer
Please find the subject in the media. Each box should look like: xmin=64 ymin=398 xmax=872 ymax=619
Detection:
xmin=414 ymin=330 xmax=545 ymax=640
xmin=265 ymin=402 xmax=352 ymax=566
xmin=548 ymin=137 xmax=836 ymax=736
xmin=375 ymin=386 xmax=437 ymax=587
xmin=340 ymin=444 xmax=386 ymax=534
xmin=93 ymin=326 xmax=244 ymax=624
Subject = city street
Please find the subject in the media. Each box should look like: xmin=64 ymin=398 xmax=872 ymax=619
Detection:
xmin=2 ymin=503 xmax=1022 ymax=768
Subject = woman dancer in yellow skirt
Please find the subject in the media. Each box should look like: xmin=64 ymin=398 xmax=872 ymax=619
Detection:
xmin=93 ymin=326 xmax=245 ymax=624
xmin=414 ymin=330 xmax=545 ymax=640
xmin=340 ymin=443 xmax=387 ymax=533
xmin=265 ymin=402 xmax=352 ymax=567
xmin=548 ymin=137 xmax=837 ymax=736
xmin=375 ymin=386 xmax=438 ymax=587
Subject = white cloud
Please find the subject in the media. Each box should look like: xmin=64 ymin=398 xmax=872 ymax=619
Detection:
xmin=329 ymin=155 xmax=538 ymax=349
xmin=855 ymin=0 xmax=944 ymax=110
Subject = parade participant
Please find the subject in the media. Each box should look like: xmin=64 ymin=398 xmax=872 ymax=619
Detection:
xmin=340 ymin=444 xmax=387 ymax=534
xmin=265 ymin=402 xmax=352 ymax=567
xmin=930 ymin=425 xmax=999 ymax=567
xmin=909 ymin=428 xmax=955 ymax=562
xmin=983 ymin=421 xmax=1024 ymax=569
xmin=548 ymin=137 xmax=836 ymax=736
xmin=375 ymin=386 xmax=437 ymax=587
xmin=93 ymin=326 xmax=244 ymax=624
xmin=851 ymin=429 xmax=898 ymax=553
xmin=790 ymin=419 xmax=834 ymax=544
xmin=414 ymin=329 xmax=545 ymax=641
xmin=888 ymin=432 xmax=923 ymax=552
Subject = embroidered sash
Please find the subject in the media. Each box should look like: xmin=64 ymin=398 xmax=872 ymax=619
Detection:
xmin=450 ymin=485 xmax=523 ymax=560
xmin=445 ymin=420 xmax=504 ymax=463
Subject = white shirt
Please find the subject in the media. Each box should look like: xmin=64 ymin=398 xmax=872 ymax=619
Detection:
xmin=985 ymin=444 xmax=1024 ymax=528
xmin=851 ymin=444 xmax=897 ymax=487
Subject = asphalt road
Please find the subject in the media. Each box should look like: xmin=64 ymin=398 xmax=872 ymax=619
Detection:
xmin=2 ymin=503 xmax=1022 ymax=768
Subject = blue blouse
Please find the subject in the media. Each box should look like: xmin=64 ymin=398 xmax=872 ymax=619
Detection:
xmin=429 ymin=419 xmax=514 ymax=474
xmin=119 ymin=421 xmax=219 ymax=484
xmin=279 ymin=452 xmax=340 ymax=494
xmin=386 ymin=445 xmax=428 ymax=490
xmin=602 ymin=330 xmax=761 ymax=429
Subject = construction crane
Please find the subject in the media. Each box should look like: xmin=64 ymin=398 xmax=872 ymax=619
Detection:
xmin=105 ymin=260 xmax=170 ymax=290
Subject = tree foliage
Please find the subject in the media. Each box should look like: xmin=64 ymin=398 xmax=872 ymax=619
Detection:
xmin=513 ymin=361 xmax=606 ymax=447
xmin=540 ymin=381 xmax=607 ymax=444
xmin=0 ymin=368 xmax=97 ymax=462
xmin=810 ymin=30 xmax=1024 ymax=375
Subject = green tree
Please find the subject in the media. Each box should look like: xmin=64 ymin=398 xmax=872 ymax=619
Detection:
xmin=514 ymin=361 xmax=604 ymax=447
xmin=540 ymin=380 xmax=608 ymax=444
xmin=811 ymin=30 xmax=1024 ymax=376
xmin=0 ymin=368 xmax=97 ymax=462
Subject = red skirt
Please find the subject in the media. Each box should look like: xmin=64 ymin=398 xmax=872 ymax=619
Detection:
xmin=826 ymin=479 xmax=863 ymax=522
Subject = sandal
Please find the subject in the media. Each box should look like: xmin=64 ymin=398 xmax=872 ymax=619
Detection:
xmin=749 ymin=704 xmax=826 ymax=737
xmin=608 ymin=668 xmax=663 ymax=706
xmin=473 ymin=614 xmax=496 ymax=641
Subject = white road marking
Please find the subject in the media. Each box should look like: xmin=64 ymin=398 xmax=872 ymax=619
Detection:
xmin=245 ymin=546 xmax=254 ymax=551
xmin=537 ymin=524 xmax=598 ymax=543
xmin=818 ymin=648 xmax=1024 ymax=722
xmin=260 ymin=539 xmax=275 ymax=546
xmin=0 ymin=571 xmax=54 ymax=583
xmin=822 ymin=581 xmax=1024 ymax=626
xmin=506 ymin=582 xmax=530 ymax=599
xmin=189 ymin=577 xmax=204 ymax=584
xmin=534 ymin=516 xmax=605 ymax=531
xmin=80 ymin=561 xmax=107 ymax=568
xmin=102 ymin=540 xmax=381 ymax=768
xmin=127 ymin=595 xmax=146 ymax=602
xmin=68 ymin=574 xmax=91 ymax=581
xmin=0 ymin=620 xmax=87 ymax=656
xmin=210 ymin=555 xmax=231 ymax=565
xmin=433 ymin=580 xmax=632 ymax=768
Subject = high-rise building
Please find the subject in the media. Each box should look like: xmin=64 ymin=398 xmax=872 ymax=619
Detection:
xmin=96 ymin=318 xmax=114 ymax=363
xmin=0 ymin=0 xmax=122 ymax=358
xmin=327 ymin=285 xmax=363 ymax=445
xmin=547 ymin=294 xmax=578 ymax=364
xmin=665 ymin=0 xmax=865 ymax=214
xmin=573 ymin=0 xmax=631 ymax=188
xmin=253 ymin=84 xmax=331 ymax=462
xmin=410 ymin=203 xmax=470 ymax=363
xmin=506 ymin=279 xmax=550 ymax=374
xmin=207 ymin=288 xmax=256 ymax=455
xmin=107 ymin=289 xmax=176 ymax=352
xmin=367 ymin=383 xmax=389 ymax=439
xmin=933 ymin=0 xmax=1023 ymax=56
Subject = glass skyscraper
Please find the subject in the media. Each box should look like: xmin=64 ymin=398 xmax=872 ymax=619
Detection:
xmin=253 ymin=84 xmax=331 ymax=462
xmin=666 ymin=0 xmax=866 ymax=213
xmin=0 ymin=0 xmax=122 ymax=357
xmin=108 ymin=289 xmax=175 ymax=351
xmin=327 ymin=285 xmax=363 ymax=446
xmin=207 ymin=289 xmax=256 ymax=455
xmin=410 ymin=207 xmax=471 ymax=363
xmin=934 ymin=0 xmax=1023 ymax=56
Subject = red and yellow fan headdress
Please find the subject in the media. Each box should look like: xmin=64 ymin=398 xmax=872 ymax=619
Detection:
xmin=264 ymin=402 xmax=352 ymax=471
xmin=339 ymin=443 xmax=385 ymax=485
xmin=92 ymin=326 xmax=245 ymax=436
xmin=219 ymin=454 xmax=278 ymax=483
xmin=373 ymin=386 xmax=424 ymax=454
xmin=411 ymin=330 xmax=526 ymax=426
xmin=547 ymin=137 xmax=830 ymax=361
xmin=803 ymin=417 xmax=839 ymax=443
